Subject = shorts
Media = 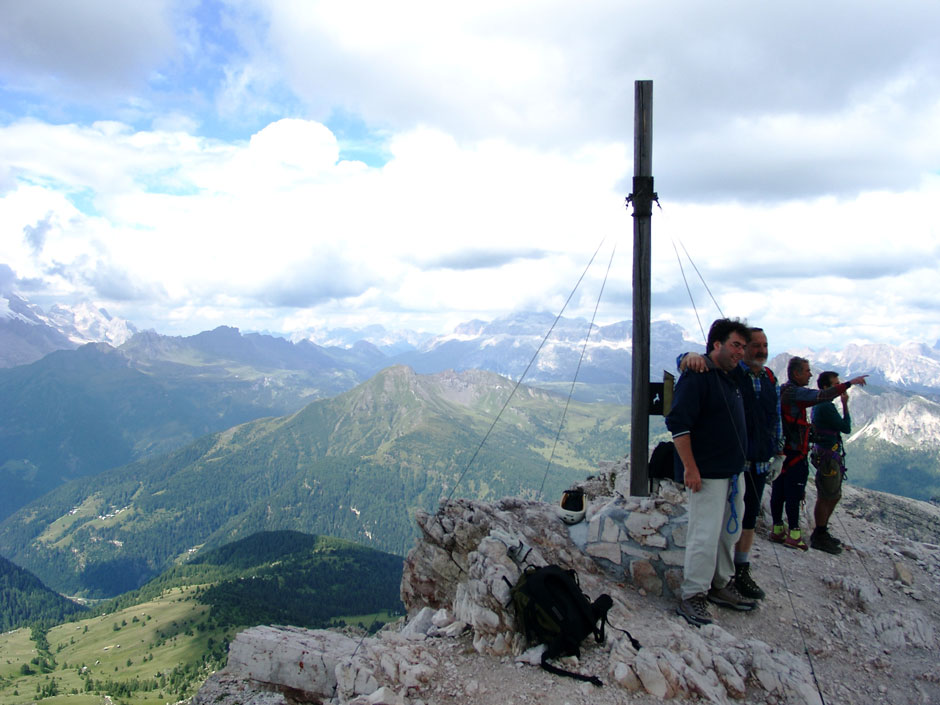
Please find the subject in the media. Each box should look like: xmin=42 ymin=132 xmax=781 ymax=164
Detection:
xmin=813 ymin=450 xmax=844 ymax=501
xmin=741 ymin=463 xmax=768 ymax=531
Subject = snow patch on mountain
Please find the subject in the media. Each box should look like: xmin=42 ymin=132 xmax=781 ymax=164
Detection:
xmin=0 ymin=293 xmax=45 ymax=325
xmin=1 ymin=293 xmax=137 ymax=345
xmin=44 ymin=302 xmax=138 ymax=346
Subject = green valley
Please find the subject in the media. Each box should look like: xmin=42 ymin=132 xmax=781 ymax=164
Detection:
xmin=0 ymin=530 xmax=403 ymax=705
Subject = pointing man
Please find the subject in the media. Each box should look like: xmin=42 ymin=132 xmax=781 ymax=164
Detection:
xmin=771 ymin=357 xmax=867 ymax=550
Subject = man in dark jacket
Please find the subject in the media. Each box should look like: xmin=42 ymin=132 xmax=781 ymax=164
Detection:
xmin=666 ymin=318 xmax=756 ymax=627
xmin=675 ymin=327 xmax=782 ymax=600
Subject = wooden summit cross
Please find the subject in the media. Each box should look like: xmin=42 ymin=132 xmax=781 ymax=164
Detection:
xmin=629 ymin=80 xmax=656 ymax=497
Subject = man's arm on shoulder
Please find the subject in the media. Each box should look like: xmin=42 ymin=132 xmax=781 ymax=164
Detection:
xmin=677 ymin=352 xmax=707 ymax=373
xmin=665 ymin=367 xmax=706 ymax=435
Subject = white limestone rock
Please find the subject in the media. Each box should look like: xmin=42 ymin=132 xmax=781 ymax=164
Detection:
xmin=335 ymin=657 xmax=380 ymax=701
xmin=430 ymin=608 xmax=453 ymax=629
xmin=399 ymin=606 xmax=435 ymax=640
xmin=611 ymin=660 xmax=643 ymax=690
xmin=586 ymin=541 xmax=622 ymax=564
xmin=226 ymin=625 xmax=364 ymax=699
xmin=633 ymin=648 xmax=669 ymax=698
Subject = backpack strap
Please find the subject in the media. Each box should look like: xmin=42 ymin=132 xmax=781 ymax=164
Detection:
xmin=591 ymin=593 xmax=613 ymax=643
xmin=592 ymin=594 xmax=642 ymax=650
xmin=602 ymin=616 xmax=642 ymax=651
xmin=540 ymin=644 xmax=603 ymax=686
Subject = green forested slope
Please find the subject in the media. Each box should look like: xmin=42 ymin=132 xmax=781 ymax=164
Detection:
xmin=0 ymin=555 xmax=88 ymax=631
xmin=92 ymin=530 xmax=404 ymax=631
xmin=0 ymin=366 xmax=630 ymax=598
xmin=845 ymin=438 xmax=940 ymax=502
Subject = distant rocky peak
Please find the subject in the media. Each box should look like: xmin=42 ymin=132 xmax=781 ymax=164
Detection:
xmin=43 ymin=299 xmax=137 ymax=346
xmin=1 ymin=292 xmax=46 ymax=323
xmin=452 ymin=318 xmax=488 ymax=336
xmin=795 ymin=341 xmax=940 ymax=391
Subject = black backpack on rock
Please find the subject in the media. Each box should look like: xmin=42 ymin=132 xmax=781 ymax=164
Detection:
xmin=648 ymin=441 xmax=676 ymax=491
xmin=506 ymin=564 xmax=637 ymax=686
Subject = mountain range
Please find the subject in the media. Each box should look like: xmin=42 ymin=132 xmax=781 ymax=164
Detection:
xmin=0 ymin=322 xmax=390 ymax=520
xmin=0 ymin=297 xmax=686 ymax=521
xmin=2 ymin=293 xmax=940 ymax=599
xmin=0 ymin=293 xmax=137 ymax=367
xmin=3 ymin=293 xmax=939 ymax=705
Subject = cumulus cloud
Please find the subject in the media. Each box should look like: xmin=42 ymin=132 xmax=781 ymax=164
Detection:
xmin=255 ymin=250 xmax=378 ymax=308
xmin=241 ymin=0 xmax=940 ymax=202
xmin=81 ymin=260 xmax=166 ymax=302
xmin=1 ymin=1 xmax=939 ymax=350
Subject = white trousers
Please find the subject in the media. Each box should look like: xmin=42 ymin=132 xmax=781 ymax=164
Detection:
xmin=681 ymin=474 xmax=744 ymax=600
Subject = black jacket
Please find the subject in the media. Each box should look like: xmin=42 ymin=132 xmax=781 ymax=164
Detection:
xmin=666 ymin=357 xmax=747 ymax=480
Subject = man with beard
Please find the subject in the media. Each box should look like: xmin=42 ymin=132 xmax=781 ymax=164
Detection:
xmin=677 ymin=327 xmax=783 ymax=600
xmin=667 ymin=318 xmax=755 ymax=627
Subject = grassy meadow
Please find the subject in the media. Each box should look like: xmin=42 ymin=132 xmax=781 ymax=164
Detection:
xmin=0 ymin=585 xmax=229 ymax=705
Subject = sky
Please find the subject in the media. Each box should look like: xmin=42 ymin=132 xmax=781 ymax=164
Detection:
xmin=1 ymin=0 xmax=939 ymax=353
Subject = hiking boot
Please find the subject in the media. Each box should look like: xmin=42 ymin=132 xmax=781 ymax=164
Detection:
xmin=707 ymin=580 xmax=757 ymax=611
xmin=810 ymin=528 xmax=843 ymax=555
xmin=676 ymin=593 xmax=713 ymax=627
xmin=815 ymin=526 xmax=842 ymax=546
xmin=733 ymin=562 xmax=766 ymax=600
xmin=783 ymin=529 xmax=808 ymax=551
xmin=770 ymin=524 xmax=787 ymax=544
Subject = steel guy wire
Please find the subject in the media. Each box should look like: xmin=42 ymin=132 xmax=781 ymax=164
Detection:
xmin=436 ymin=235 xmax=609 ymax=515
xmin=677 ymin=238 xmax=725 ymax=319
xmin=766 ymin=537 xmax=829 ymax=705
xmin=537 ymin=241 xmax=618 ymax=501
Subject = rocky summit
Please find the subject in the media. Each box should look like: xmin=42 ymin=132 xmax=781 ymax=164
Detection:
xmin=193 ymin=469 xmax=940 ymax=705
